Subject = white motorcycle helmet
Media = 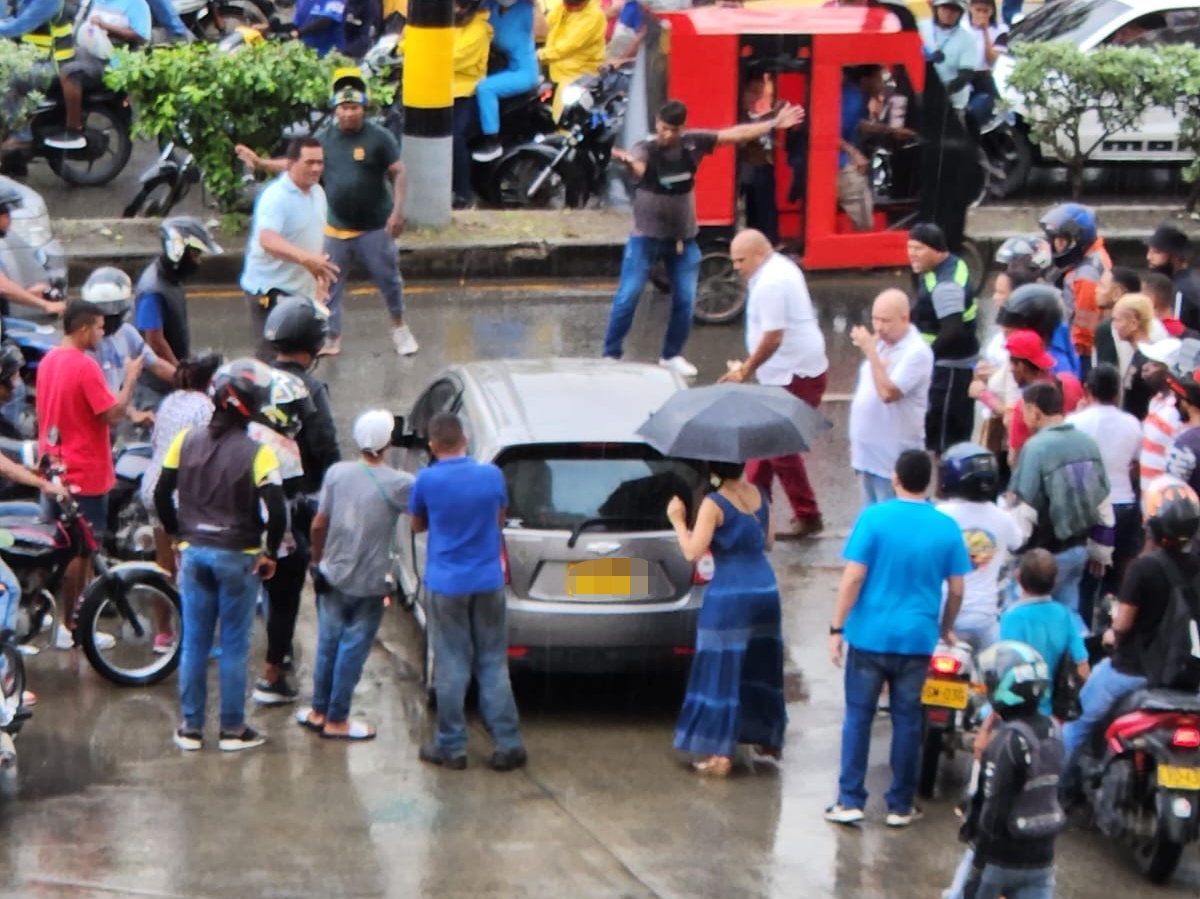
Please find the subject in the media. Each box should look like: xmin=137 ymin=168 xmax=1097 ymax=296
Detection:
xmin=81 ymin=267 xmax=133 ymax=334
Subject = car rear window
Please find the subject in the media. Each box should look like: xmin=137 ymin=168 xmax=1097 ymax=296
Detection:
xmin=1008 ymin=0 xmax=1131 ymax=45
xmin=497 ymin=444 xmax=705 ymax=532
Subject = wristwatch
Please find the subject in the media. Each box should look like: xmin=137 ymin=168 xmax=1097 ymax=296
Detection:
xmin=829 ymin=625 xmax=844 ymax=635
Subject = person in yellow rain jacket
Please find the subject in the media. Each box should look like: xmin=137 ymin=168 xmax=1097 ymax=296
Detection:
xmin=452 ymin=0 xmax=492 ymax=207
xmin=537 ymin=0 xmax=605 ymax=118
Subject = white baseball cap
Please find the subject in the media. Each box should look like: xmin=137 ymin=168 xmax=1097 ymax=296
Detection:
xmin=352 ymin=409 xmax=394 ymax=453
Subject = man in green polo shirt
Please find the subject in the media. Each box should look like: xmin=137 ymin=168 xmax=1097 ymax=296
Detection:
xmin=236 ymin=70 xmax=416 ymax=358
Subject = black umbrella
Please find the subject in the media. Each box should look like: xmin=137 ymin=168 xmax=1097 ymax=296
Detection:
xmin=635 ymin=383 xmax=831 ymax=463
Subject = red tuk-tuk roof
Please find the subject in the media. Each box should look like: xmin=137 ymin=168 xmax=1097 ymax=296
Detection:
xmin=665 ymin=6 xmax=905 ymax=37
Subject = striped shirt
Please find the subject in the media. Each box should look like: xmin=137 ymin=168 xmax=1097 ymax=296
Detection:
xmin=1140 ymin=393 xmax=1183 ymax=495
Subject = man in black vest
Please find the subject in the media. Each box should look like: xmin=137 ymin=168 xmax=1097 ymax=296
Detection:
xmin=907 ymin=222 xmax=978 ymax=453
xmin=603 ymin=98 xmax=805 ymax=378
xmin=133 ymin=217 xmax=222 ymax=410
xmin=155 ymin=358 xmax=287 ymax=753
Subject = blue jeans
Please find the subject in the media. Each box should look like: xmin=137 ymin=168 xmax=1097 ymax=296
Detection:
xmin=452 ymin=96 xmax=476 ymax=200
xmin=0 ymin=379 xmax=26 ymax=437
xmin=311 ymin=587 xmax=385 ymax=723
xmin=0 ymin=558 xmax=18 ymax=634
xmin=475 ymin=68 xmax=539 ymax=136
xmin=970 ymin=863 xmax=1054 ymax=899
xmin=146 ymin=0 xmax=190 ymax=36
xmin=1051 ymin=545 xmax=1088 ymax=635
xmin=953 ymin=620 xmax=998 ymax=655
xmin=838 ymin=647 xmax=929 ymax=813
xmin=601 ymin=236 xmax=700 ymax=361
xmin=177 ymin=546 xmax=260 ymax=731
xmin=429 ymin=589 xmax=522 ymax=757
xmin=1062 ymin=657 xmax=1146 ymax=763
xmin=324 ymin=228 xmax=404 ymax=338
xmin=857 ymin=470 xmax=896 ymax=507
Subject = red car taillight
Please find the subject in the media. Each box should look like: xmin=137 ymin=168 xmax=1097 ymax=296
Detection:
xmin=930 ymin=655 xmax=962 ymax=676
xmin=692 ymin=551 xmax=714 ymax=585
xmin=500 ymin=540 xmax=511 ymax=585
xmin=1172 ymin=726 xmax=1200 ymax=749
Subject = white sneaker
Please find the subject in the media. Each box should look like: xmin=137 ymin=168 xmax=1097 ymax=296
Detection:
xmin=659 ymin=356 xmax=698 ymax=378
xmin=392 ymin=325 xmax=419 ymax=356
xmin=885 ymin=807 xmax=924 ymax=828
xmin=56 ymin=625 xmax=115 ymax=651
xmin=824 ymin=803 xmax=865 ymax=825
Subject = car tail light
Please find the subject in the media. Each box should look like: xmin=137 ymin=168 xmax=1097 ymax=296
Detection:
xmin=672 ymin=646 xmax=695 ymax=656
xmin=926 ymin=708 xmax=950 ymax=724
xmin=507 ymin=646 xmax=527 ymax=659
xmin=692 ymin=551 xmax=714 ymax=584
xmin=1172 ymin=726 xmax=1200 ymax=749
xmin=930 ymin=655 xmax=962 ymax=676
xmin=500 ymin=540 xmax=510 ymax=585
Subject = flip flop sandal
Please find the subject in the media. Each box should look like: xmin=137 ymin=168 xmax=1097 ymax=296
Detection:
xmin=320 ymin=719 xmax=376 ymax=741
xmin=295 ymin=707 xmax=324 ymax=733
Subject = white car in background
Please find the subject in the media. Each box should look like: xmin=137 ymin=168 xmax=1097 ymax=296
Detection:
xmin=990 ymin=0 xmax=1200 ymax=189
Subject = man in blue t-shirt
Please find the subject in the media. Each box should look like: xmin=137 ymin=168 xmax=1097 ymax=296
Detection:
xmin=409 ymin=411 xmax=526 ymax=772
xmin=825 ymin=449 xmax=971 ymax=828
xmin=291 ymin=0 xmax=346 ymax=57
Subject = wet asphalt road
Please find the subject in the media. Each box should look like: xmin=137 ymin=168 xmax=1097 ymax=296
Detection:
xmin=1 ymin=280 xmax=1197 ymax=898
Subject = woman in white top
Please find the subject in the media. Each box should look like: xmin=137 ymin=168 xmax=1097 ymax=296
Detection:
xmin=965 ymin=0 xmax=1006 ymax=125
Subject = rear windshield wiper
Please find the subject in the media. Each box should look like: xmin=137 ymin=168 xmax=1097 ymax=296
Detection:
xmin=567 ymin=516 xmax=663 ymax=548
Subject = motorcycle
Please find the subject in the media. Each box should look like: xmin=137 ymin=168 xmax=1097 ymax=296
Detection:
xmin=976 ymin=108 xmax=1033 ymax=202
xmin=918 ymin=639 xmax=987 ymax=798
xmin=107 ymin=440 xmax=155 ymax=562
xmin=0 ymin=629 xmax=29 ymax=791
xmin=494 ymin=67 xmax=628 ymax=210
xmin=2 ymin=448 xmax=181 ymax=688
xmin=0 ymin=84 xmax=134 ymax=188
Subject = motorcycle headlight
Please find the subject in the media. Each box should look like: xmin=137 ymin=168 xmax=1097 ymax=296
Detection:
xmin=559 ymin=83 xmax=593 ymax=114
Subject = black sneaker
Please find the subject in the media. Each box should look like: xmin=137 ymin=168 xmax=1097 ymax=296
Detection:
xmin=173 ymin=726 xmax=203 ymax=751
xmin=489 ymin=746 xmax=528 ymax=772
xmin=218 ymin=726 xmax=267 ymax=752
xmin=419 ymin=742 xmax=467 ymax=770
xmin=252 ymin=675 xmax=299 ymax=705
xmin=471 ymin=137 xmax=503 ymax=163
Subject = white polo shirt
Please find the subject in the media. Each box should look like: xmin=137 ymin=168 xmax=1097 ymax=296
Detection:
xmin=746 ymin=252 xmax=828 ymax=385
xmin=848 ymin=324 xmax=934 ymax=478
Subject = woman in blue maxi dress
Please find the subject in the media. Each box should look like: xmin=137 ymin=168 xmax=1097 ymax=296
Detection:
xmin=667 ymin=461 xmax=787 ymax=776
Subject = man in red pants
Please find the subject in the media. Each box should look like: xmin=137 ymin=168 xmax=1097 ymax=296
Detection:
xmin=722 ymin=228 xmax=828 ymax=537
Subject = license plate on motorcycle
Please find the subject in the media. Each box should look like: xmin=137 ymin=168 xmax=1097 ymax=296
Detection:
xmin=1158 ymin=765 xmax=1200 ymax=790
xmin=921 ymin=678 xmax=968 ymax=710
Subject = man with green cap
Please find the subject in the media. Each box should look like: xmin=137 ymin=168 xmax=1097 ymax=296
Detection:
xmin=236 ymin=70 xmax=416 ymax=358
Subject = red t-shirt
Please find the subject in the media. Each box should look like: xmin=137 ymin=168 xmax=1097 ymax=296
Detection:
xmin=1008 ymin=372 xmax=1083 ymax=456
xmin=35 ymin=346 xmax=116 ymax=496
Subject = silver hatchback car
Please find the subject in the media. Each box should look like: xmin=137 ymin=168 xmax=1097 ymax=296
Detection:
xmin=391 ymin=358 xmax=711 ymax=681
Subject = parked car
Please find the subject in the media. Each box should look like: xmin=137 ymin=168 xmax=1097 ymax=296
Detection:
xmin=991 ymin=0 xmax=1200 ymax=193
xmin=390 ymin=359 xmax=710 ymax=690
xmin=0 ymin=175 xmax=66 ymax=296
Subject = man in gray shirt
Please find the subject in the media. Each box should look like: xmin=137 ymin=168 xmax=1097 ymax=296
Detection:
xmin=299 ymin=408 xmax=412 ymax=741
xmin=603 ymin=98 xmax=805 ymax=378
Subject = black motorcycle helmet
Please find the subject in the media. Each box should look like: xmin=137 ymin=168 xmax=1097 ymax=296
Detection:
xmin=1144 ymin=475 xmax=1200 ymax=548
xmin=0 ymin=341 xmax=23 ymax=386
xmin=1039 ymin=202 xmax=1098 ymax=270
xmin=995 ymin=283 xmax=1064 ymax=344
xmin=161 ymin=216 xmax=222 ymax=279
xmin=81 ymin=266 xmax=134 ymax=336
xmin=255 ymin=366 xmax=313 ymax=439
xmin=210 ymin=357 xmax=274 ymax=420
xmin=938 ymin=442 xmax=1000 ymax=502
xmin=263 ymin=295 xmax=329 ymax=357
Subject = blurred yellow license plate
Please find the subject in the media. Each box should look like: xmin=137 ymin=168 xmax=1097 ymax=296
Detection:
xmin=921 ymin=679 xmax=968 ymax=710
xmin=566 ymin=558 xmax=647 ymax=596
xmin=1158 ymin=765 xmax=1200 ymax=790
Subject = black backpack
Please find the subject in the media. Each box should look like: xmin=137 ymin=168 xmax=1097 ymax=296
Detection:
xmin=1142 ymin=552 xmax=1200 ymax=693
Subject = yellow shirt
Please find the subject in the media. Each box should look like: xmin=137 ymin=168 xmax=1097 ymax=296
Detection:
xmin=538 ymin=1 xmax=606 ymax=90
xmin=453 ymin=10 xmax=493 ymax=99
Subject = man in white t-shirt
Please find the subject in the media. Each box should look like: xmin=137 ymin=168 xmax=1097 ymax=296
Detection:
xmin=848 ymin=288 xmax=934 ymax=505
xmin=1066 ymin=361 xmax=1143 ymax=627
xmin=722 ymin=229 xmax=829 ymax=537
xmin=935 ymin=442 xmax=1021 ymax=651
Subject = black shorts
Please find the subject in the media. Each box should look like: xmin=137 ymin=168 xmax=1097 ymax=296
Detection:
xmin=60 ymin=52 xmax=106 ymax=89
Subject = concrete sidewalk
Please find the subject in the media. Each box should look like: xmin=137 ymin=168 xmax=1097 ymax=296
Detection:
xmin=56 ymin=202 xmax=1195 ymax=286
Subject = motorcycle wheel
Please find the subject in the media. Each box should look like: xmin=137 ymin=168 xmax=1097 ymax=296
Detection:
xmin=692 ymin=252 xmax=746 ymax=325
xmin=46 ymin=105 xmax=133 ymax=187
xmin=76 ymin=574 xmax=181 ymax=687
xmin=0 ymin=642 xmax=24 ymax=717
xmin=1133 ymin=802 xmax=1186 ymax=883
xmin=979 ymin=125 xmax=1032 ymax=200
xmin=197 ymin=0 xmax=271 ymax=38
xmin=917 ymin=727 xmax=943 ymax=799
xmin=12 ymin=589 xmax=57 ymax=653
xmin=493 ymin=152 xmax=566 ymax=209
xmin=122 ymin=176 xmax=180 ymax=218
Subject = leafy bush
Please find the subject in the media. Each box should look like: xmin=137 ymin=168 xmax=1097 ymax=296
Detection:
xmin=0 ymin=43 xmax=52 ymax=141
xmin=105 ymin=41 xmax=395 ymax=212
xmin=1157 ymin=43 xmax=1200 ymax=203
xmin=1008 ymin=40 xmax=1174 ymax=197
